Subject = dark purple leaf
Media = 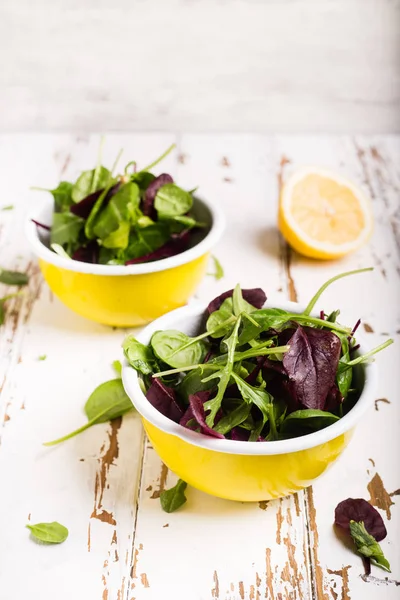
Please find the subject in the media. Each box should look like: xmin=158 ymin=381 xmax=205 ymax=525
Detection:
xmin=70 ymin=183 xmax=121 ymax=219
xmin=282 ymin=326 xmax=341 ymax=410
xmin=143 ymin=174 xmax=173 ymax=217
xmin=207 ymin=288 xmax=267 ymax=314
xmin=32 ymin=219 xmax=50 ymax=231
xmin=71 ymin=241 xmax=99 ymax=264
xmin=262 ymin=357 xmax=286 ymax=376
xmin=187 ymin=392 xmax=224 ymax=439
xmin=325 ymin=383 xmax=343 ymax=412
xmin=146 ymin=378 xmax=183 ymax=423
xmin=230 ymin=427 xmax=250 ymax=441
xmin=125 ymin=235 xmax=190 ymax=265
xmin=334 ymin=498 xmax=387 ymax=542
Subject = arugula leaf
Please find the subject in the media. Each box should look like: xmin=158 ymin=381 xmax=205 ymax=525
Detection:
xmin=203 ymin=316 xmax=242 ymax=426
xmin=349 ymin=521 xmax=391 ymax=572
xmin=338 ymin=339 xmax=394 ymax=373
xmin=151 ymin=330 xmax=208 ymax=369
xmin=208 ymin=255 xmax=224 ymax=280
xmin=0 ymin=268 xmax=29 ymax=286
xmin=280 ymin=409 xmax=339 ymax=436
xmin=72 ymin=166 xmax=112 ymax=203
xmin=50 ymin=213 xmax=84 ymax=248
xmin=26 ymin=522 xmax=69 ymax=544
xmin=44 ymin=379 xmax=133 ymax=446
xmin=160 ymin=479 xmax=187 ymax=513
xmin=232 ymin=373 xmax=272 ymax=431
xmin=214 ymin=401 xmax=251 ymax=435
xmin=123 ymin=336 xmax=156 ymax=375
xmin=337 ymin=337 xmax=352 ymax=399
xmin=154 ymin=184 xmax=193 ymax=218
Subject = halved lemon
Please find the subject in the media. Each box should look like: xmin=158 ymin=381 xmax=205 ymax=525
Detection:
xmin=279 ymin=167 xmax=373 ymax=259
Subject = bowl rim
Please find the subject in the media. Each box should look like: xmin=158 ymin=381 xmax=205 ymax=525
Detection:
xmin=122 ymin=298 xmax=378 ymax=456
xmin=25 ymin=194 xmax=225 ymax=276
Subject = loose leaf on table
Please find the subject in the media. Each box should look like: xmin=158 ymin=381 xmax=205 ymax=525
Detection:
xmin=160 ymin=479 xmax=188 ymax=513
xmin=146 ymin=378 xmax=183 ymax=423
xmin=154 ymin=183 xmax=193 ymax=218
xmin=334 ymin=498 xmax=387 ymax=541
xmin=207 ymin=255 xmax=224 ymax=280
xmin=1 ymin=204 xmax=14 ymax=211
xmin=151 ymin=330 xmax=208 ymax=369
xmin=0 ymin=292 xmax=24 ymax=326
xmin=50 ymin=212 xmax=84 ymax=248
xmin=112 ymin=360 xmax=122 ymax=376
xmin=282 ymin=326 xmax=341 ymax=410
xmin=280 ymin=409 xmax=339 ymax=436
xmin=349 ymin=521 xmax=391 ymax=572
xmin=26 ymin=521 xmax=69 ymax=544
xmin=123 ymin=335 xmax=156 ymax=375
xmin=0 ymin=268 xmax=29 ymax=286
xmin=44 ymin=379 xmax=134 ymax=445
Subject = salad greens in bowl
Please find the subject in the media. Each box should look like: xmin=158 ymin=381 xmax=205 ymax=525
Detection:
xmin=122 ymin=269 xmax=393 ymax=501
xmin=26 ymin=143 xmax=224 ymax=326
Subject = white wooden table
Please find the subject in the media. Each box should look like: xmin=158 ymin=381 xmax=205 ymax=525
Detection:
xmin=0 ymin=134 xmax=399 ymax=600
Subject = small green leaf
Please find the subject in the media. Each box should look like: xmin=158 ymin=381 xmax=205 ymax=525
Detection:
xmin=50 ymin=213 xmax=84 ymax=247
xmin=50 ymin=182 xmax=74 ymax=211
xmin=206 ymin=298 xmax=236 ymax=338
xmin=214 ymin=402 xmax=251 ymax=435
xmin=160 ymin=479 xmax=188 ymax=513
xmin=44 ymin=379 xmax=134 ymax=446
xmin=112 ymin=360 xmax=122 ymax=376
xmin=1 ymin=205 xmax=14 ymax=211
xmin=151 ymin=330 xmax=207 ymax=369
xmin=102 ymin=221 xmax=131 ymax=249
xmin=280 ymin=409 xmax=339 ymax=436
xmin=26 ymin=521 xmax=69 ymax=544
xmin=124 ymin=224 xmax=169 ymax=261
xmin=38 ymin=355 xmax=47 ymax=361
xmin=123 ymin=336 xmax=156 ymax=375
xmin=154 ymin=184 xmax=193 ymax=218
xmin=349 ymin=521 xmax=391 ymax=572
xmin=207 ymin=255 xmax=224 ymax=280
xmin=0 ymin=268 xmax=29 ymax=286
xmin=92 ymin=182 xmax=140 ymax=240
xmin=72 ymin=166 xmax=111 ymax=203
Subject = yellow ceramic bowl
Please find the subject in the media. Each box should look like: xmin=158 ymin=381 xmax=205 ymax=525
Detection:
xmin=26 ymin=196 xmax=225 ymax=327
xmin=122 ymin=300 xmax=377 ymax=501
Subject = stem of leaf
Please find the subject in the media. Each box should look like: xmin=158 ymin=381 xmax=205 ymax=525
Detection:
xmin=303 ymin=268 xmax=374 ymax=316
xmin=91 ymin=135 xmax=105 ymax=193
xmin=140 ymin=143 xmax=176 ymax=173
xmin=344 ymin=339 xmax=394 ymax=368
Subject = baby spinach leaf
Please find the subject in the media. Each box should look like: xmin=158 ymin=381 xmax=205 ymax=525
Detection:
xmin=123 ymin=335 xmax=156 ymax=375
xmin=92 ymin=182 xmax=140 ymax=240
xmin=160 ymin=479 xmax=187 ymax=513
xmin=50 ymin=181 xmax=74 ymax=211
xmin=72 ymin=166 xmax=112 ymax=203
xmin=131 ymin=171 xmax=156 ymax=191
xmin=26 ymin=521 xmax=69 ymax=544
xmin=102 ymin=221 xmax=130 ymax=249
xmin=208 ymin=255 xmax=224 ymax=280
xmin=172 ymin=215 xmax=205 ymax=229
xmin=0 ymin=268 xmax=29 ymax=286
xmin=349 ymin=521 xmax=391 ymax=572
xmin=50 ymin=212 xmax=84 ymax=247
xmin=151 ymin=330 xmax=207 ymax=369
xmin=280 ymin=409 xmax=339 ymax=436
xmin=154 ymin=183 xmax=193 ymax=218
xmin=214 ymin=401 xmax=251 ymax=435
xmin=238 ymin=308 xmax=289 ymax=345
xmin=178 ymin=367 xmax=217 ymax=403
xmin=124 ymin=223 xmax=170 ymax=261
xmin=206 ymin=298 xmax=236 ymax=338
xmin=282 ymin=326 xmax=341 ymax=410
xmin=44 ymin=379 xmax=133 ymax=446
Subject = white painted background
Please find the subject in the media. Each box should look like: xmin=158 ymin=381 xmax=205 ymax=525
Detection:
xmin=1 ymin=0 xmax=400 ymax=133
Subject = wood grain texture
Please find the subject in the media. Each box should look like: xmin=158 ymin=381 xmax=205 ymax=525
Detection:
xmin=1 ymin=1 xmax=400 ymax=133
xmin=0 ymin=134 xmax=399 ymax=600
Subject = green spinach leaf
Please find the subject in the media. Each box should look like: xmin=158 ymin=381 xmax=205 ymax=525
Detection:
xmin=151 ymin=330 xmax=208 ymax=369
xmin=160 ymin=479 xmax=188 ymax=513
xmin=0 ymin=268 xmax=29 ymax=286
xmin=154 ymin=184 xmax=193 ymax=218
xmin=26 ymin=521 xmax=69 ymax=544
xmin=50 ymin=182 xmax=74 ymax=211
xmin=72 ymin=166 xmax=112 ymax=203
xmin=44 ymin=379 xmax=133 ymax=446
xmin=102 ymin=221 xmax=131 ymax=249
xmin=50 ymin=213 xmax=84 ymax=248
xmin=280 ymin=409 xmax=339 ymax=436
xmin=214 ymin=402 xmax=251 ymax=435
xmin=92 ymin=182 xmax=140 ymax=240
xmin=123 ymin=336 xmax=156 ymax=375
